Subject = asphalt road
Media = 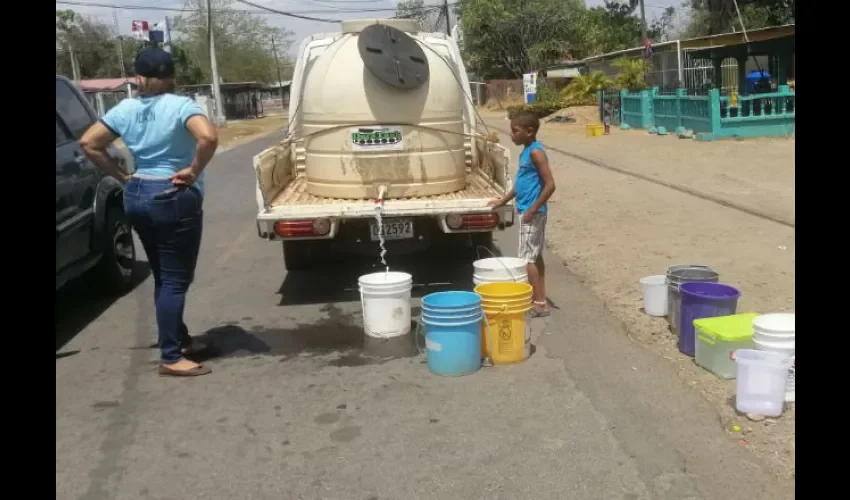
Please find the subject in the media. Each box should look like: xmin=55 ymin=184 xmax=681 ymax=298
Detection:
xmin=56 ymin=134 xmax=793 ymax=500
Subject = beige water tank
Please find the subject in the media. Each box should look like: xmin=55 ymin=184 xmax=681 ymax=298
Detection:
xmin=300 ymin=19 xmax=467 ymax=199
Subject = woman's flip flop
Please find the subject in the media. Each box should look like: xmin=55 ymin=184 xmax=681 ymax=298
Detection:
xmin=158 ymin=364 xmax=212 ymax=377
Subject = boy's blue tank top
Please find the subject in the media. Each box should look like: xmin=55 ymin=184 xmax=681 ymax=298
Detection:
xmin=515 ymin=141 xmax=548 ymax=214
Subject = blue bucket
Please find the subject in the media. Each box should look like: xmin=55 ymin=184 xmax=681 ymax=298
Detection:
xmin=422 ymin=291 xmax=481 ymax=311
xmin=421 ymin=291 xmax=484 ymax=376
xmin=422 ymin=309 xmax=481 ymax=323
xmin=423 ymin=315 xmax=483 ymax=376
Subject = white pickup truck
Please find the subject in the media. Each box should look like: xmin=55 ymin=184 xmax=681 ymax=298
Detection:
xmin=253 ymin=20 xmax=514 ymax=270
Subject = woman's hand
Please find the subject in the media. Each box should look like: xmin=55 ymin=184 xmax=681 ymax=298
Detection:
xmin=170 ymin=167 xmax=198 ymax=186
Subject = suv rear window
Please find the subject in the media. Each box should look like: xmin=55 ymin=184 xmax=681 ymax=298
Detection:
xmin=56 ymin=79 xmax=95 ymax=139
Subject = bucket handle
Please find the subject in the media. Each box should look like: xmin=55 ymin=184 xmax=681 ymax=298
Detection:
xmin=476 ymin=245 xmax=521 ymax=283
xmin=414 ymin=317 xmax=424 ymax=357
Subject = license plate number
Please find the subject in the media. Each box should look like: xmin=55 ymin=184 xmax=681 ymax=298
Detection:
xmin=370 ymin=219 xmax=414 ymax=241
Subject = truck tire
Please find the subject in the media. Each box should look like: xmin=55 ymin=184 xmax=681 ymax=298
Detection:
xmin=283 ymin=240 xmax=322 ymax=271
xmin=93 ymin=205 xmax=136 ymax=294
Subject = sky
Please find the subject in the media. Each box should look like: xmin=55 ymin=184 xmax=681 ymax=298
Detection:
xmin=57 ymin=0 xmax=682 ymax=57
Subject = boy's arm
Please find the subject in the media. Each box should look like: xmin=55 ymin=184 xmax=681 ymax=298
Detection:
xmin=527 ymin=149 xmax=556 ymax=214
xmin=488 ymin=187 xmax=515 ymax=208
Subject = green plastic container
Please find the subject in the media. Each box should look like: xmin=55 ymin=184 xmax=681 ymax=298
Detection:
xmin=694 ymin=313 xmax=759 ymax=379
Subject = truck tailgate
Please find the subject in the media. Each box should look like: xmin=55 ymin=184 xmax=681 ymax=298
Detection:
xmin=254 ymin=136 xmax=511 ymax=221
xmin=260 ymin=175 xmax=503 ymax=220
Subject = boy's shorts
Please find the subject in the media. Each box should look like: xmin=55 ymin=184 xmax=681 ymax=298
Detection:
xmin=518 ymin=213 xmax=547 ymax=263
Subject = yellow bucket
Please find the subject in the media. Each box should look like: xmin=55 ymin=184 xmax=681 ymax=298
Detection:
xmin=586 ymin=123 xmax=604 ymax=137
xmin=475 ymin=282 xmax=533 ymax=365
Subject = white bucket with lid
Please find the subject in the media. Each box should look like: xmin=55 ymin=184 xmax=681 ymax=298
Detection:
xmin=358 ymin=271 xmax=413 ymax=339
xmin=752 ymin=313 xmax=795 ymax=403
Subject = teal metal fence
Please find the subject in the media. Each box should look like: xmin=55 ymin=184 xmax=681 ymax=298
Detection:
xmin=619 ymin=85 xmax=795 ymax=140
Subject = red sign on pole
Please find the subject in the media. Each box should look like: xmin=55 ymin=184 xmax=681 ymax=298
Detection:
xmin=132 ymin=20 xmax=150 ymax=41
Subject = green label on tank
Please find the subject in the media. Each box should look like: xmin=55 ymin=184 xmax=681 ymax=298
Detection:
xmin=350 ymin=126 xmax=404 ymax=151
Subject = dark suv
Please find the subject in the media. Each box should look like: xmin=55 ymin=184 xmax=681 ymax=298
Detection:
xmin=56 ymin=75 xmax=136 ymax=293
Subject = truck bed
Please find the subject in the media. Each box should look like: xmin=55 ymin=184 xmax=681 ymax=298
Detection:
xmin=254 ymin=136 xmax=511 ymax=221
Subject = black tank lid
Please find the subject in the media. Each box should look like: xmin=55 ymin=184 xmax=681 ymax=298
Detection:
xmin=357 ymin=23 xmax=430 ymax=91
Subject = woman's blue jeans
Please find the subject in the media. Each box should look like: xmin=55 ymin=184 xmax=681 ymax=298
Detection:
xmin=124 ymin=177 xmax=203 ymax=364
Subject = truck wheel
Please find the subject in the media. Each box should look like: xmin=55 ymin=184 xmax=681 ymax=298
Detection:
xmin=283 ymin=240 xmax=322 ymax=271
xmin=93 ymin=205 xmax=136 ymax=294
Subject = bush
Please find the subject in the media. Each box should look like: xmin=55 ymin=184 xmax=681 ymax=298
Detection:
xmin=506 ymin=100 xmax=566 ymax=119
xmin=561 ymin=71 xmax=612 ymax=105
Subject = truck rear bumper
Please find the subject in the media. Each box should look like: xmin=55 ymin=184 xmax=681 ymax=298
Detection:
xmin=256 ymin=205 xmax=514 ymax=241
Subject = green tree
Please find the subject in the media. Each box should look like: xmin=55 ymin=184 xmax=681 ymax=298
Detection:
xmin=683 ymin=0 xmax=795 ymax=36
xmin=173 ymin=0 xmax=294 ymax=84
xmin=396 ymin=0 xmax=444 ymax=32
xmin=458 ymin=0 xmax=588 ymax=78
xmin=56 ymin=10 xmax=121 ymax=80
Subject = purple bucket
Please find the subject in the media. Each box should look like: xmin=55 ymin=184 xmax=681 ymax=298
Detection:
xmin=678 ymin=282 xmax=741 ymax=356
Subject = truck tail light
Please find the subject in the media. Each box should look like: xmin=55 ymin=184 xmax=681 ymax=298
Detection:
xmin=274 ymin=218 xmax=331 ymax=238
xmin=446 ymin=213 xmax=499 ymax=230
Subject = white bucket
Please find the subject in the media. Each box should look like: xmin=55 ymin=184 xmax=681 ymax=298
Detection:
xmin=473 ymin=257 xmax=528 ymax=281
xmin=639 ymin=275 xmax=668 ymax=317
xmin=752 ymin=313 xmax=795 ymax=403
xmin=358 ymin=272 xmax=413 ymax=339
xmin=734 ymin=349 xmax=793 ymax=417
xmin=753 ymin=313 xmax=795 ymax=339
xmin=473 ymin=273 xmax=529 ymax=286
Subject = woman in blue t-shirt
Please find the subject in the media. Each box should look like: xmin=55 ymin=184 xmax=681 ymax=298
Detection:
xmin=80 ymin=47 xmax=219 ymax=377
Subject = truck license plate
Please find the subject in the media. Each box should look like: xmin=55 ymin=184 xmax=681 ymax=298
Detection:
xmin=370 ymin=218 xmax=414 ymax=241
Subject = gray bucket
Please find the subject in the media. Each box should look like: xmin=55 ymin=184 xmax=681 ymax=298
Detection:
xmin=666 ymin=265 xmax=719 ymax=337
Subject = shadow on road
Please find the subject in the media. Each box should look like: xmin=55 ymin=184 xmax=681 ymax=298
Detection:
xmin=187 ymin=303 xmax=383 ymax=365
xmin=56 ymin=261 xmax=151 ymax=355
xmin=277 ymin=245 xmax=506 ymax=307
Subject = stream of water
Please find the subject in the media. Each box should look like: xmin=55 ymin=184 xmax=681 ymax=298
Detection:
xmin=374 ymin=203 xmax=389 ymax=273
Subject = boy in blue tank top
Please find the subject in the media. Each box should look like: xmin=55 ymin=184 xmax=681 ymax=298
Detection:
xmin=489 ymin=111 xmax=557 ymax=317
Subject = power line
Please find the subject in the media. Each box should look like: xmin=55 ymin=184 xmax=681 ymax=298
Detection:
xmin=231 ymin=0 xmax=339 ymax=23
xmin=55 ymin=1 xmax=408 ymax=16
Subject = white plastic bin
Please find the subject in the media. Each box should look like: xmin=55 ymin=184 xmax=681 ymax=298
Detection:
xmin=734 ymin=349 xmax=793 ymax=417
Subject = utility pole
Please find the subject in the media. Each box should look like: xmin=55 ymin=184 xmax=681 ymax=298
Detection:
xmin=270 ymin=35 xmax=286 ymax=107
xmin=207 ymin=0 xmax=226 ymax=127
xmin=638 ymin=0 xmax=649 ymax=83
xmin=113 ymin=9 xmax=126 ymax=78
xmin=442 ymin=0 xmax=452 ymax=36
xmin=164 ymin=16 xmax=173 ymax=53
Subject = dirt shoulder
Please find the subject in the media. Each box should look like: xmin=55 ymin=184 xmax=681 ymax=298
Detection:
xmin=218 ymin=113 xmax=287 ymax=151
xmin=480 ymin=107 xmax=794 ymax=226
xmin=483 ymin=110 xmax=796 ymax=481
